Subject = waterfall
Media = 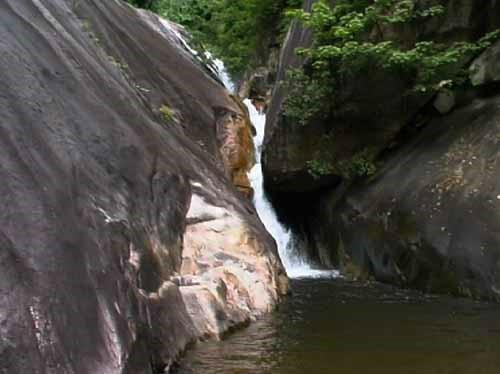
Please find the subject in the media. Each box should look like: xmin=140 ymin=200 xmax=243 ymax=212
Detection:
xmin=212 ymin=58 xmax=235 ymax=93
xmin=244 ymin=100 xmax=339 ymax=279
xmin=213 ymin=61 xmax=338 ymax=278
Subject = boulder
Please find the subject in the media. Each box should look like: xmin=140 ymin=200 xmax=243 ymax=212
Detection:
xmin=434 ymin=89 xmax=456 ymax=114
xmin=470 ymin=40 xmax=500 ymax=86
xmin=310 ymin=92 xmax=500 ymax=300
xmin=0 ymin=1 xmax=287 ymax=373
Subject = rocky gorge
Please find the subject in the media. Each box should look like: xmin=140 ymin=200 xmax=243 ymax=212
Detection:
xmin=2 ymin=0 xmax=500 ymax=372
xmin=262 ymin=0 xmax=500 ymax=300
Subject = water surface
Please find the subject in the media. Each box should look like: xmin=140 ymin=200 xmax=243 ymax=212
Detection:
xmin=177 ymin=278 xmax=500 ymax=374
xmin=209 ymin=58 xmax=500 ymax=374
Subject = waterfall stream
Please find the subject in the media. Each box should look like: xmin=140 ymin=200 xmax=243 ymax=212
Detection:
xmin=244 ymin=100 xmax=338 ymax=279
xmin=213 ymin=58 xmax=337 ymax=278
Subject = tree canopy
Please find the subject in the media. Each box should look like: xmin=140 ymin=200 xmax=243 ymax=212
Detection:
xmin=125 ymin=0 xmax=301 ymax=78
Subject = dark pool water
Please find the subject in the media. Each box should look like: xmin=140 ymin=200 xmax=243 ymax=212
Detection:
xmin=176 ymin=278 xmax=500 ymax=374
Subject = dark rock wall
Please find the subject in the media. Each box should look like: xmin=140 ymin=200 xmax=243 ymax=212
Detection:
xmin=0 ymin=1 xmax=285 ymax=373
xmin=262 ymin=0 xmax=500 ymax=299
xmin=311 ymin=90 xmax=500 ymax=299
xmin=262 ymin=0 xmax=319 ymax=192
xmin=263 ymin=0 xmax=500 ymax=193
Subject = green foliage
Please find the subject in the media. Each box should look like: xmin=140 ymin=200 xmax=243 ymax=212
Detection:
xmin=125 ymin=0 xmax=301 ymax=78
xmin=107 ymin=55 xmax=129 ymax=71
xmin=307 ymin=148 xmax=377 ymax=180
xmin=159 ymin=104 xmax=174 ymax=122
xmin=338 ymin=149 xmax=377 ymax=179
xmin=306 ymin=158 xmax=334 ymax=180
xmin=153 ymin=0 xmax=214 ymax=37
xmin=282 ymin=68 xmax=334 ymax=126
xmin=284 ymin=0 xmax=500 ymax=124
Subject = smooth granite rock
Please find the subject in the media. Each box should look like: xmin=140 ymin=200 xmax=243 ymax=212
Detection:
xmin=0 ymin=1 xmax=287 ymax=373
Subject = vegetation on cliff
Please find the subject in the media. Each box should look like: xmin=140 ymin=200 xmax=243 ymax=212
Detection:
xmin=283 ymin=0 xmax=500 ymax=127
xmin=125 ymin=0 xmax=302 ymax=77
xmin=123 ymin=0 xmax=499 ymax=182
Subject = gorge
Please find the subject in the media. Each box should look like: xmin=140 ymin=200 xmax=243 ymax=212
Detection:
xmin=245 ymin=98 xmax=339 ymax=279
xmin=261 ymin=0 xmax=500 ymax=301
xmin=1 ymin=0 xmax=499 ymax=373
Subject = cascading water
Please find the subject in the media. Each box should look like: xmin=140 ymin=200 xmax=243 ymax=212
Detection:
xmin=244 ymin=100 xmax=338 ymax=279
xmin=213 ymin=58 xmax=337 ymax=278
xmin=212 ymin=58 xmax=235 ymax=93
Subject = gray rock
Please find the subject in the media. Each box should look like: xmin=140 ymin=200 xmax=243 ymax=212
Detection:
xmin=434 ymin=89 xmax=456 ymax=114
xmin=470 ymin=40 xmax=500 ymax=86
xmin=0 ymin=1 xmax=287 ymax=373
xmin=263 ymin=0 xmax=500 ymax=194
xmin=261 ymin=0 xmax=500 ymax=299
xmin=297 ymin=93 xmax=500 ymax=300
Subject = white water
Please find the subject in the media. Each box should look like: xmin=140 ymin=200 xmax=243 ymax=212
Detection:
xmin=155 ymin=18 xmax=234 ymax=92
xmin=212 ymin=52 xmax=337 ymax=278
xmin=244 ymin=100 xmax=339 ymax=279
xmin=150 ymin=13 xmax=337 ymax=278
xmin=212 ymin=58 xmax=235 ymax=93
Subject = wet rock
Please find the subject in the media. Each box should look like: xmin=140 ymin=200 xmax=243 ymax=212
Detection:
xmin=302 ymin=94 xmax=500 ymax=300
xmin=216 ymin=98 xmax=256 ymax=198
xmin=0 ymin=0 xmax=287 ymax=372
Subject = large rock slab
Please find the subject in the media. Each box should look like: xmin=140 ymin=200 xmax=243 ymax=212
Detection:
xmin=0 ymin=1 xmax=287 ymax=373
xmin=306 ymin=92 xmax=500 ymax=300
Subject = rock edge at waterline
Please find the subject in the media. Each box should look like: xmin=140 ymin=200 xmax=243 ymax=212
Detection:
xmin=0 ymin=1 xmax=288 ymax=372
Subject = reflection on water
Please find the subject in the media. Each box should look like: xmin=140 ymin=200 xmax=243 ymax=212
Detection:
xmin=177 ymin=279 xmax=500 ymax=374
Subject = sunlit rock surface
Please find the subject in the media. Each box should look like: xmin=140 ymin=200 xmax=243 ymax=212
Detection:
xmin=0 ymin=1 xmax=287 ymax=372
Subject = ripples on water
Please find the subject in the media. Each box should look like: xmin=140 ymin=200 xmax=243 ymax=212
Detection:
xmin=177 ymin=279 xmax=500 ymax=374
xmin=203 ymin=61 xmax=500 ymax=374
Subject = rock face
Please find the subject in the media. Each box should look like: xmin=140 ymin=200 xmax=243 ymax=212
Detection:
xmin=263 ymin=0 xmax=500 ymax=193
xmin=262 ymin=0 xmax=500 ymax=299
xmin=0 ymin=1 xmax=287 ymax=373
xmin=307 ymin=91 xmax=500 ymax=299
xmin=216 ymin=99 xmax=256 ymax=198
xmin=262 ymin=0 xmax=320 ymax=192
xmin=470 ymin=40 xmax=500 ymax=86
